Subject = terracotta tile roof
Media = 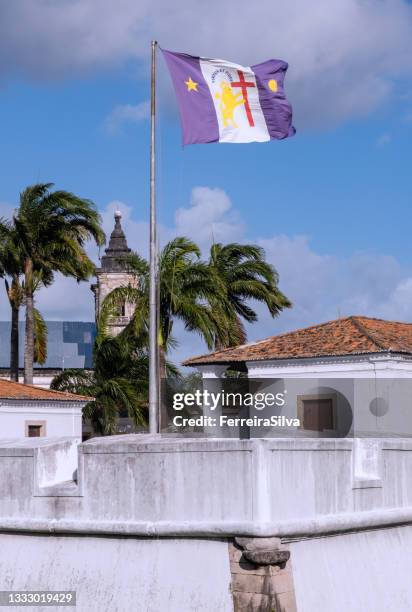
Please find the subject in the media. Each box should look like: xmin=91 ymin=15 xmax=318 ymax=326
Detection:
xmin=0 ymin=379 xmax=90 ymax=402
xmin=183 ymin=316 xmax=412 ymax=366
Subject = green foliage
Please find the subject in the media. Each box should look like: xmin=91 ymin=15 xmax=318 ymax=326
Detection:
xmin=15 ymin=183 xmax=105 ymax=283
xmin=33 ymin=307 xmax=47 ymax=365
xmin=101 ymin=236 xmax=226 ymax=352
xmin=51 ymin=332 xmax=149 ymax=436
xmin=208 ymin=242 xmax=292 ymax=347
xmin=7 ymin=183 xmax=106 ymax=383
xmin=102 ymin=237 xmax=291 ymax=354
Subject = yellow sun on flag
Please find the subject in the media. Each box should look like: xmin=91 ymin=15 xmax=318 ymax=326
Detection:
xmin=268 ymin=79 xmax=278 ymax=92
xmin=185 ymin=77 xmax=199 ymax=92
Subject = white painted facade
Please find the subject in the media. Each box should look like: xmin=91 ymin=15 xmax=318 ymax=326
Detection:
xmin=198 ymin=352 xmax=412 ymax=380
xmin=194 ymin=353 xmax=412 ymax=438
xmin=247 ymin=352 xmax=412 ymax=378
xmin=0 ymin=398 xmax=84 ymax=441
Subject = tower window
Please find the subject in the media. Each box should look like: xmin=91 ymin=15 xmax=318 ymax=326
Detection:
xmin=116 ymin=301 xmax=126 ymax=317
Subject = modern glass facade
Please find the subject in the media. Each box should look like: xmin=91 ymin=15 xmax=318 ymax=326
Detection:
xmin=0 ymin=321 xmax=96 ymax=369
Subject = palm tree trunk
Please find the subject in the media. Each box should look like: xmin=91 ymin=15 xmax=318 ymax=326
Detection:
xmin=10 ymin=301 xmax=19 ymax=382
xmin=159 ymin=345 xmax=167 ymax=379
xmin=159 ymin=345 xmax=167 ymax=432
xmin=24 ymin=258 xmax=34 ymax=385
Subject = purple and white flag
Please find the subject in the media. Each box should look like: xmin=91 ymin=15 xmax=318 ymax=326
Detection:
xmin=162 ymin=49 xmax=295 ymax=145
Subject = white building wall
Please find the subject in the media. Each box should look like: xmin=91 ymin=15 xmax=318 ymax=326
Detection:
xmin=0 ymin=400 xmax=83 ymax=441
xmin=197 ymin=355 xmax=412 ymax=438
xmin=246 ymin=353 xmax=412 ymax=378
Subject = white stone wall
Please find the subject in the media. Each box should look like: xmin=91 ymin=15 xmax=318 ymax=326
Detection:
xmin=0 ymin=534 xmax=233 ymax=612
xmin=0 ymin=436 xmax=412 ymax=531
xmin=1 ymin=435 xmax=412 ymax=611
xmin=291 ymin=525 xmax=412 ymax=612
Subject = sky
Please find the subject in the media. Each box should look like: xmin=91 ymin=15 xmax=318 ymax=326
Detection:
xmin=1 ymin=0 xmax=412 ymax=365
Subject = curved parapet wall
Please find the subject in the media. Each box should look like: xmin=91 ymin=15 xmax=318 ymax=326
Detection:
xmin=1 ymin=435 xmax=412 ymax=611
xmin=1 ymin=435 xmax=412 ymax=532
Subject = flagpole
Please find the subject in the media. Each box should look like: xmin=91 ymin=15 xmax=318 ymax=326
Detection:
xmin=149 ymin=39 xmax=159 ymax=434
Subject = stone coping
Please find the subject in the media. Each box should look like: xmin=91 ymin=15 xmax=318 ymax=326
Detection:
xmin=1 ymin=505 xmax=412 ymax=539
xmin=80 ymin=434 xmax=412 ymax=453
xmin=0 ymin=437 xmax=77 ymax=456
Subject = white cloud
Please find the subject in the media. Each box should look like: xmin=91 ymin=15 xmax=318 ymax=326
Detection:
xmin=377 ymin=131 xmax=392 ymax=146
xmin=103 ymin=101 xmax=150 ymax=134
xmin=376 ymin=278 xmax=412 ymax=320
xmin=174 ymin=187 xmax=244 ymax=247
xmin=34 ymin=276 xmax=94 ymax=321
xmin=0 ymin=202 xmax=17 ymax=220
xmin=101 ymin=186 xmax=243 ymax=258
xmin=1 ymin=0 xmax=412 ymax=126
xmin=251 ymin=235 xmax=410 ymax=343
xmin=100 ymin=199 xmax=149 ymax=254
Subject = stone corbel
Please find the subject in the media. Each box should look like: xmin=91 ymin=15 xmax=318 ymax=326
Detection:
xmin=235 ymin=537 xmax=290 ymax=567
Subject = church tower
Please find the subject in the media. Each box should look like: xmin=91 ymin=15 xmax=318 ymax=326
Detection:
xmin=91 ymin=210 xmax=137 ymax=336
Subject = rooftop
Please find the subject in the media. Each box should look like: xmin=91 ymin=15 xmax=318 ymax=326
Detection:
xmin=0 ymin=378 xmax=90 ymax=402
xmin=183 ymin=316 xmax=412 ymax=366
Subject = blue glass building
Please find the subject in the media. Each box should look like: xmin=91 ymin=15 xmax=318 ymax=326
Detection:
xmin=0 ymin=321 xmax=96 ymax=370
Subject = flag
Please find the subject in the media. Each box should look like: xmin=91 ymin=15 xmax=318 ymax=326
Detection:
xmin=162 ymin=49 xmax=295 ymax=145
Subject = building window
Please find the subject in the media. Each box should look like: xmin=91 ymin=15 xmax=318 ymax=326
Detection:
xmin=25 ymin=421 xmax=46 ymax=438
xmin=297 ymin=394 xmax=336 ymax=432
xmin=115 ymin=301 xmax=126 ymax=317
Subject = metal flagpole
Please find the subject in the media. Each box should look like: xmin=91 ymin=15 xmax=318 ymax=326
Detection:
xmin=149 ymin=40 xmax=159 ymax=434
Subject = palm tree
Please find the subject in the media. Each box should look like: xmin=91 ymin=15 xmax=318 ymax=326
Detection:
xmin=101 ymin=238 xmax=291 ymax=363
xmin=101 ymin=237 xmax=226 ymax=374
xmin=12 ymin=183 xmax=105 ymax=384
xmin=208 ymin=243 xmax=292 ymax=347
xmin=0 ymin=215 xmax=73 ymax=381
xmin=0 ymin=221 xmax=23 ymax=381
xmin=51 ymin=304 xmax=180 ymax=435
xmin=5 ymin=277 xmax=24 ymax=381
xmin=51 ymin=332 xmax=148 ymax=435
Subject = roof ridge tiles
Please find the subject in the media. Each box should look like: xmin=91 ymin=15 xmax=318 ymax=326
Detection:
xmin=348 ymin=316 xmax=388 ymax=351
xmin=352 ymin=316 xmax=412 ymax=353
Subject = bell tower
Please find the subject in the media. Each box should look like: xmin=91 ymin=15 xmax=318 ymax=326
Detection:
xmin=91 ymin=210 xmax=137 ymax=336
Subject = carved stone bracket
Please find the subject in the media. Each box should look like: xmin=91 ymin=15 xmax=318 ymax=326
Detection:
xmin=230 ymin=537 xmax=297 ymax=612
xmin=235 ymin=537 xmax=290 ymax=567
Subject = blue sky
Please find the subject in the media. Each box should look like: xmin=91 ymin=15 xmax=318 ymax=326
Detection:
xmin=1 ymin=0 xmax=412 ymax=363
xmin=1 ymin=73 xmax=411 ymax=260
